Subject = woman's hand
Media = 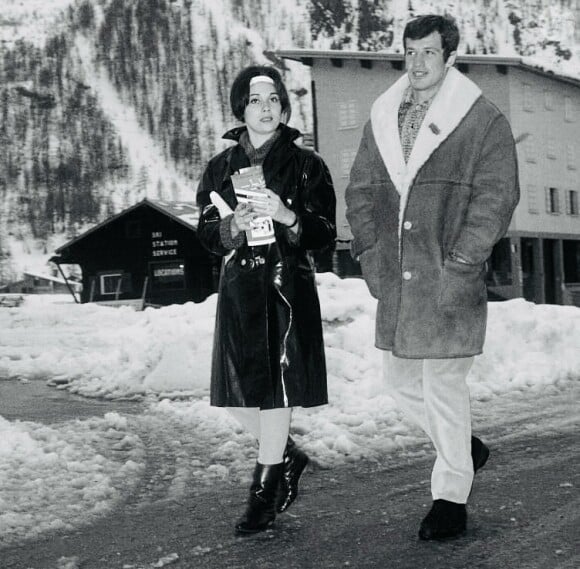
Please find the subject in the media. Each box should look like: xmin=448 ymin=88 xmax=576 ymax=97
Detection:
xmin=252 ymin=189 xmax=297 ymax=227
xmin=231 ymin=203 xmax=256 ymax=237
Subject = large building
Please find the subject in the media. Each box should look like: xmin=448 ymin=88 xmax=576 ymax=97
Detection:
xmin=277 ymin=50 xmax=580 ymax=305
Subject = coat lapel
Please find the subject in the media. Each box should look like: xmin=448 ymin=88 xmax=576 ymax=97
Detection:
xmin=371 ymin=67 xmax=482 ymax=195
xmin=370 ymin=73 xmax=408 ymax=196
xmin=405 ymin=68 xmax=482 ymax=187
xmin=370 ymin=67 xmax=482 ymax=234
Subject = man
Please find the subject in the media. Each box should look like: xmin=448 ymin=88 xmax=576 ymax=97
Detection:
xmin=345 ymin=14 xmax=519 ymax=540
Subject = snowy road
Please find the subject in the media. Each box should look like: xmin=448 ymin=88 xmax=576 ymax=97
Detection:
xmin=1 ymin=283 xmax=579 ymax=566
xmin=0 ymin=381 xmax=577 ymax=569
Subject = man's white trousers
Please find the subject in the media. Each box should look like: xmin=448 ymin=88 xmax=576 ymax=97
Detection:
xmin=383 ymin=352 xmax=475 ymax=504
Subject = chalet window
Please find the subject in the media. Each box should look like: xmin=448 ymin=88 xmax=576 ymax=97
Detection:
xmin=150 ymin=261 xmax=185 ymax=290
xmin=523 ymin=84 xmax=534 ymax=112
xmin=566 ymin=190 xmax=579 ymax=216
xmin=544 ymin=89 xmax=554 ymax=110
xmin=340 ymin=149 xmax=358 ymax=178
xmin=100 ymin=272 xmax=125 ymax=295
xmin=566 ymin=144 xmax=577 ymax=170
xmin=545 ymin=187 xmax=560 ymax=214
xmin=564 ymin=97 xmax=575 ymax=122
xmin=522 ymin=137 xmax=536 ymax=163
xmin=527 ymin=184 xmax=539 ymax=214
xmin=337 ymin=100 xmax=358 ymax=130
xmin=546 ymin=137 xmax=557 ymax=160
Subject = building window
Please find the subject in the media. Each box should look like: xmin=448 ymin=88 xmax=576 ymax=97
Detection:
xmin=338 ymin=100 xmax=358 ymax=130
xmin=523 ymin=84 xmax=534 ymax=112
xmin=546 ymin=187 xmax=560 ymax=214
xmin=567 ymin=144 xmax=577 ymax=170
xmin=544 ymin=89 xmax=554 ymax=110
xmin=301 ymin=132 xmax=315 ymax=148
xmin=527 ymin=184 xmax=539 ymax=214
xmin=486 ymin=238 xmax=513 ymax=286
xmin=340 ymin=149 xmax=358 ymax=178
xmin=566 ymin=190 xmax=579 ymax=216
xmin=546 ymin=137 xmax=557 ymax=159
xmin=563 ymin=240 xmax=580 ymax=282
xmin=100 ymin=272 xmax=126 ymax=295
xmin=564 ymin=97 xmax=575 ymax=122
xmin=150 ymin=261 xmax=186 ymax=290
xmin=522 ymin=137 xmax=536 ymax=163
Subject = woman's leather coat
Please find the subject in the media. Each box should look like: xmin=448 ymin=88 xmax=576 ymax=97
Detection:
xmin=196 ymin=125 xmax=336 ymax=409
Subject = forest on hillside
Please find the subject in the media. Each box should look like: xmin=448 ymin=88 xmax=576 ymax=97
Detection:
xmin=0 ymin=0 xmax=577 ymax=282
xmin=0 ymin=0 xmax=314 ymax=283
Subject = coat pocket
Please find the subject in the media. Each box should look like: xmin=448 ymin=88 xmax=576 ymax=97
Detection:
xmin=438 ymin=259 xmax=486 ymax=307
xmin=359 ymin=246 xmax=383 ymax=299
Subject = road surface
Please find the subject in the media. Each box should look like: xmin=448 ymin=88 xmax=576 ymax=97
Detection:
xmin=0 ymin=383 xmax=578 ymax=569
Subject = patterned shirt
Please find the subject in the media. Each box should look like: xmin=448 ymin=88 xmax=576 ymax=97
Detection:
xmin=398 ymin=87 xmax=436 ymax=163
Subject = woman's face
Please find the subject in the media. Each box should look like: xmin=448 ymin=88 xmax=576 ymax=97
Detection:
xmin=243 ymin=81 xmax=282 ymax=143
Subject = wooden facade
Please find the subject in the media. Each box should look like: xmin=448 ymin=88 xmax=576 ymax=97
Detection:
xmin=51 ymin=199 xmax=219 ymax=307
xmin=277 ymin=50 xmax=580 ymax=306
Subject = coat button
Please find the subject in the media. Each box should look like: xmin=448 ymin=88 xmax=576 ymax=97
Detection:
xmin=403 ymin=220 xmax=413 ymax=230
xmin=403 ymin=271 xmax=412 ymax=280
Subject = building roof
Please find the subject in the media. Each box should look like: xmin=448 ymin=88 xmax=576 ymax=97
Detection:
xmin=23 ymin=271 xmax=80 ymax=287
xmin=275 ymin=49 xmax=580 ymax=89
xmin=54 ymin=198 xmax=199 ymax=255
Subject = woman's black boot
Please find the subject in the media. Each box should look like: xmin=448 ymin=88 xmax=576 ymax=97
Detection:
xmin=277 ymin=437 xmax=310 ymax=513
xmin=235 ymin=462 xmax=284 ymax=534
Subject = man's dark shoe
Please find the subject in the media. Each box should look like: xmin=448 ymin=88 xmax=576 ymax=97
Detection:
xmin=418 ymin=499 xmax=467 ymax=540
xmin=471 ymin=436 xmax=490 ymax=473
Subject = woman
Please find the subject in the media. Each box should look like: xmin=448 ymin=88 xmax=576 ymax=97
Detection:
xmin=196 ymin=65 xmax=336 ymax=534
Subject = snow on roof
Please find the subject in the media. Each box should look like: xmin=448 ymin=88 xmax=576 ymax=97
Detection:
xmin=23 ymin=271 xmax=66 ymax=284
xmin=22 ymin=271 xmax=81 ymax=288
xmin=276 ymin=49 xmax=580 ymax=88
xmin=54 ymin=198 xmax=199 ymax=255
xmin=148 ymin=199 xmax=200 ymax=229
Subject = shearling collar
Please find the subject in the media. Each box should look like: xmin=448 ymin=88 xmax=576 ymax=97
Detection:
xmin=370 ymin=67 xmax=482 ymax=197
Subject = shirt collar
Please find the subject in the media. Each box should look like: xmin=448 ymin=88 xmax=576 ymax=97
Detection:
xmin=402 ymin=85 xmax=437 ymax=109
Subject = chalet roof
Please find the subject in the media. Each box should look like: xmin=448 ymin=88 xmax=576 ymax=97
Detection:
xmin=23 ymin=271 xmax=81 ymax=288
xmin=275 ymin=49 xmax=580 ymax=89
xmin=54 ymin=198 xmax=199 ymax=255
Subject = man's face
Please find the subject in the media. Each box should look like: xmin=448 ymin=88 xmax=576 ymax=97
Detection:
xmin=404 ymin=31 xmax=456 ymax=102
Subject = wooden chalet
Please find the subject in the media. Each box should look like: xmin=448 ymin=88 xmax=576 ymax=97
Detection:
xmin=51 ymin=199 xmax=219 ymax=308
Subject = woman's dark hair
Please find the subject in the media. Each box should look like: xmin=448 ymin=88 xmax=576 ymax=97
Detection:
xmin=403 ymin=14 xmax=460 ymax=61
xmin=230 ymin=65 xmax=292 ymax=122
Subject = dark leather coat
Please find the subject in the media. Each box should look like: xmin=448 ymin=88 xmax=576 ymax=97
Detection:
xmin=196 ymin=125 xmax=336 ymax=409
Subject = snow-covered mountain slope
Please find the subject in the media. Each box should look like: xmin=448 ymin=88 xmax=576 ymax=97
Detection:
xmin=0 ymin=0 xmax=578 ymax=279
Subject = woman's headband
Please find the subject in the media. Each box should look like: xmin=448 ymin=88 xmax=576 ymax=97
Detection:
xmin=249 ymin=75 xmax=275 ymax=87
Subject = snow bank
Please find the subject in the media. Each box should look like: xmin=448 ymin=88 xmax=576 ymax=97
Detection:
xmin=0 ymin=274 xmax=578 ymax=546
xmin=1 ymin=274 xmax=578 ymax=402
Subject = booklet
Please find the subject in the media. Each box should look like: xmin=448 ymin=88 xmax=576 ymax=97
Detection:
xmin=231 ymin=165 xmax=276 ymax=246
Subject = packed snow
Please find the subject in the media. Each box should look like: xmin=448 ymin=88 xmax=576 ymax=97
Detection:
xmin=0 ymin=273 xmax=579 ymax=546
